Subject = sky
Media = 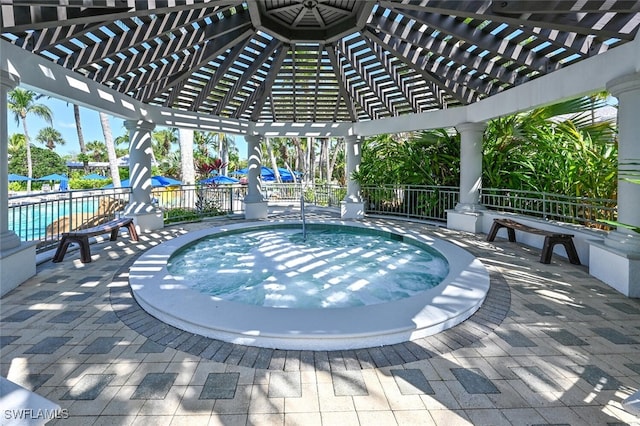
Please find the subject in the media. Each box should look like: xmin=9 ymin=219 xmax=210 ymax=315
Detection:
xmin=7 ymin=93 xmax=247 ymax=159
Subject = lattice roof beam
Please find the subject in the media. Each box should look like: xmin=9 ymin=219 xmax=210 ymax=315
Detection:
xmin=213 ymin=38 xmax=283 ymax=115
xmin=1 ymin=0 xmax=243 ymax=31
xmin=361 ymin=37 xmax=422 ymax=113
xmin=95 ymin=9 xmax=251 ymax=84
xmin=363 ymin=28 xmax=480 ymax=105
xmin=128 ymin=26 xmax=254 ymax=102
xmin=490 ymin=0 xmax=640 ymax=36
xmin=312 ymin=44 xmax=324 ymax=122
xmin=338 ymin=36 xmax=398 ymax=118
xmin=331 ymin=43 xmax=382 ymax=120
xmin=326 ymin=44 xmax=358 ymax=122
xmin=71 ymin=8 xmax=219 ymax=77
xmin=492 ymin=1 xmax=640 ymax=13
xmin=391 ymin=0 xmax=636 ymax=40
xmin=388 ymin=3 xmax=577 ymax=64
xmin=30 ymin=5 xmax=211 ymax=55
xmin=369 ymin=11 xmax=524 ymax=91
xmin=381 ymin=5 xmax=561 ymax=76
xmin=190 ymin=41 xmax=249 ymax=112
xmin=248 ymin=46 xmax=289 ymax=121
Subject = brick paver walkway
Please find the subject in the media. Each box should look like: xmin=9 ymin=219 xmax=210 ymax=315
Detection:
xmin=1 ymin=207 xmax=639 ymax=425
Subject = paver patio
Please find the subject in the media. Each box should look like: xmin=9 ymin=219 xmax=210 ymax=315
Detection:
xmin=1 ymin=207 xmax=639 ymax=425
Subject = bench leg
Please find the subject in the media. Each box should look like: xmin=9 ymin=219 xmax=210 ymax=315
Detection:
xmin=541 ymin=237 xmax=581 ymax=265
xmin=562 ymin=240 xmax=581 ymax=265
xmin=540 ymin=236 xmax=554 ymax=264
xmin=486 ymin=222 xmax=502 ymax=241
xmin=78 ymin=236 xmax=92 ymax=263
xmin=52 ymin=237 xmax=71 ymax=263
xmin=109 ymin=228 xmax=119 ymax=241
xmin=126 ymin=222 xmax=139 ymax=241
xmin=487 ymin=222 xmax=517 ymax=242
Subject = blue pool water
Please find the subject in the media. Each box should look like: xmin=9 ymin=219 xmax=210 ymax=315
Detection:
xmin=167 ymin=227 xmax=450 ymax=309
xmin=8 ymin=199 xmax=100 ymax=241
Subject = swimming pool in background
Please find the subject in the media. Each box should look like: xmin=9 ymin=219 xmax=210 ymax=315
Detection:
xmin=8 ymin=198 xmax=101 ymax=241
xmin=130 ymin=220 xmax=490 ymax=350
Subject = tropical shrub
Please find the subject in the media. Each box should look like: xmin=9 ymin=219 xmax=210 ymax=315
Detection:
xmin=9 ymin=145 xmax=67 ymax=186
xmin=164 ymin=208 xmax=201 ymax=224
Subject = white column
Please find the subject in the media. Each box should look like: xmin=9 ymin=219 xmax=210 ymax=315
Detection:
xmin=0 ymin=71 xmax=20 ymax=250
xmin=123 ymin=120 xmax=163 ymax=232
xmin=244 ymin=134 xmax=267 ymax=219
xmin=455 ymin=122 xmax=486 ymax=211
xmin=1 ymin=71 xmax=36 ymax=296
xmin=589 ymin=72 xmax=640 ymax=297
xmin=447 ymin=122 xmax=486 ymax=233
xmin=605 ymin=73 xmax=640 ymax=251
xmin=341 ymin=135 xmax=364 ymax=219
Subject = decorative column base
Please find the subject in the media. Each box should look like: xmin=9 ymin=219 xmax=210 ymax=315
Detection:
xmin=244 ymin=201 xmax=268 ymax=220
xmin=1 ymin=241 xmax=37 ymax=297
xmin=589 ymin=233 xmax=640 ymax=298
xmin=447 ymin=207 xmax=484 ymax=233
xmin=0 ymin=230 xmax=21 ymax=251
xmin=124 ymin=203 xmax=164 ymax=233
xmin=340 ymin=201 xmax=364 ymax=219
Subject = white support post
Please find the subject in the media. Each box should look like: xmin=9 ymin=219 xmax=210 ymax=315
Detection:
xmin=123 ymin=120 xmax=163 ymax=232
xmin=589 ymin=72 xmax=640 ymax=297
xmin=341 ymin=135 xmax=364 ymax=219
xmin=244 ymin=135 xmax=267 ymax=219
xmin=1 ymin=71 xmax=36 ymax=296
xmin=447 ymin=121 xmax=486 ymax=233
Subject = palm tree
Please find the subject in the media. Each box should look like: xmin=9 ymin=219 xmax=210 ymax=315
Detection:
xmin=8 ymin=133 xmax=26 ymax=159
xmin=263 ymin=137 xmax=282 ymax=182
xmin=73 ymin=104 xmax=87 ymax=154
xmin=35 ymin=126 xmax=65 ymax=150
xmin=178 ymin=128 xmax=195 ymax=185
xmin=7 ymin=88 xmax=53 ymax=191
xmin=194 ymin=131 xmax=215 ymax=159
xmin=99 ymin=112 xmax=121 ymax=187
xmin=85 ymin=140 xmax=107 ymax=161
xmin=213 ymin=132 xmax=234 ymax=176
xmin=152 ymin=128 xmax=178 ymax=161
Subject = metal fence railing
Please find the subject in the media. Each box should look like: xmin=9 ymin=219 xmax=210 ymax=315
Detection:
xmin=8 ymin=188 xmax=131 ymax=253
xmin=7 ymin=184 xmax=619 ymax=254
xmin=361 ymin=185 xmax=459 ymax=222
xmin=252 ymin=182 xmax=345 ymax=207
xmin=480 ymin=188 xmax=618 ymax=229
xmin=153 ymin=184 xmax=247 ymax=224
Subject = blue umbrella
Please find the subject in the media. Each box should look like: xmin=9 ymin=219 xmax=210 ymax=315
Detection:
xmin=231 ymin=166 xmax=298 ymax=181
xmin=8 ymin=173 xmax=32 ymax=181
xmin=152 ymin=175 xmax=182 ymax=186
xmin=103 ymin=175 xmax=182 ymax=188
xmin=83 ymin=173 xmax=107 ymax=180
xmin=200 ymin=175 xmax=240 ymax=185
xmin=37 ymin=173 xmax=68 ymax=181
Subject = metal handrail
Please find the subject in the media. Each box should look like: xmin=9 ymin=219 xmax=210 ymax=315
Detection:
xmin=300 ymin=187 xmax=307 ymax=241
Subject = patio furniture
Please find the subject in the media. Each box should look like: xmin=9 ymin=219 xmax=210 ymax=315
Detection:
xmin=486 ymin=218 xmax=581 ymax=265
xmin=52 ymin=217 xmax=138 ymax=263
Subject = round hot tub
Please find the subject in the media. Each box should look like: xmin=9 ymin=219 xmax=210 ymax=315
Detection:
xmin=129 ymin=220 xmax=490 ymax=350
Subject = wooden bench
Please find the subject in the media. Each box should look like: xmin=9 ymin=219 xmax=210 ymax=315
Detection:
xmin=486 ymin=218 xmax=581 ymax=265
xmin=52 ymin=217 xmax=138 ymax=263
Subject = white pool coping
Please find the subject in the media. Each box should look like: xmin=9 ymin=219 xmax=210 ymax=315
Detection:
xmin=129 ymin=220 xmax=490 ymax=350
